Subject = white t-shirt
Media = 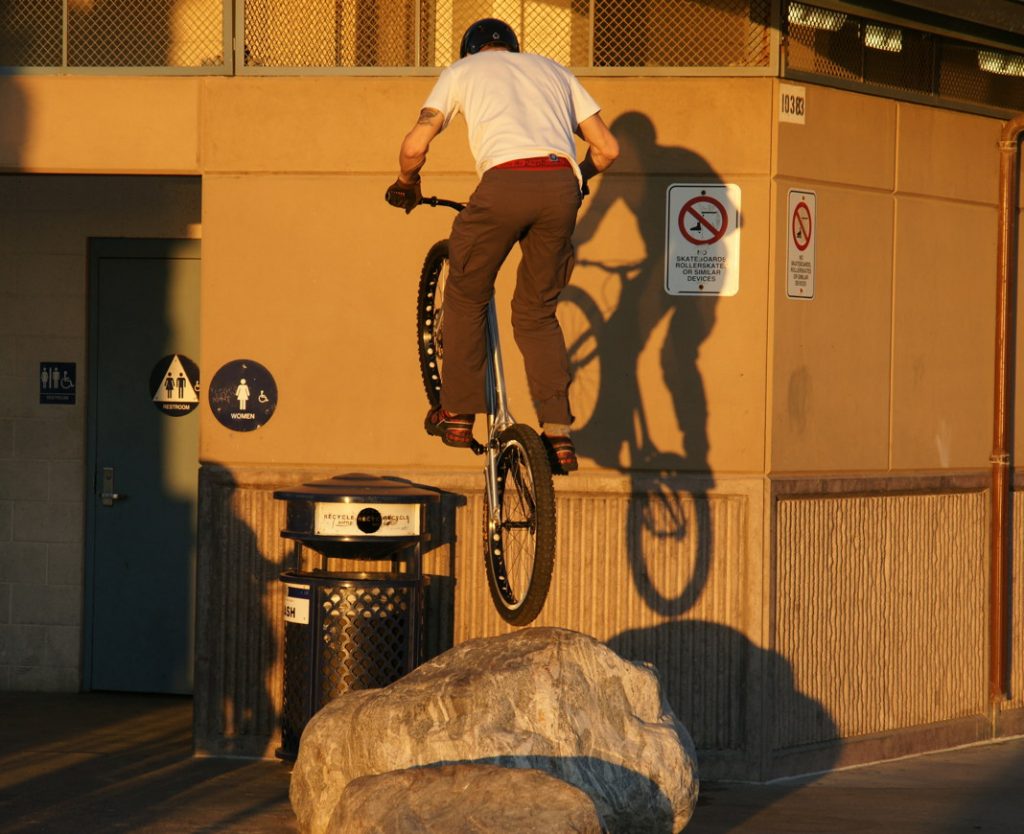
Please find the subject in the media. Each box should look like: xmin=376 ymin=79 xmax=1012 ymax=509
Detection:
xmin=422 ymin=50 xmax=601 ymax=182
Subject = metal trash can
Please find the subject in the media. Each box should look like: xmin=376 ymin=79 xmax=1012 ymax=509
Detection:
xmin=273 ymin=473 xmax=439 ymax=760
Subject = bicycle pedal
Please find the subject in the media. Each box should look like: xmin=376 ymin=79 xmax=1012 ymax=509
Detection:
xmin=470 ymin=440 xmax=486 ymax=456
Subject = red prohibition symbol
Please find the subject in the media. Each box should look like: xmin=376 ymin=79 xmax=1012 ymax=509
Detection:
xmin=679 ymin=195 xmax=728 ymax=245
xmin=792 ymin=201 xmax=812 ymax=252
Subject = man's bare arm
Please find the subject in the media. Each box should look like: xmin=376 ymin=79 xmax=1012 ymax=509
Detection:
xmin=576 ymin=113 xmax=620 ymax=183
xmin=398 ymin=108 xmax=445 ymax=183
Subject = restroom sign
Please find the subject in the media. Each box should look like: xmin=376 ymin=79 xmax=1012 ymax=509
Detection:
xmin=208 ymin=359 xmax=278 ymax=431
xmin=666 ymin=183 xmax=741 ymax=296
xmin=150 ymin=354 xmax=200 ymax=416
xmin=40 ymin=362 xmax=76 ymax=405
xmin=787 ymin=189 xmax=816 ymax=299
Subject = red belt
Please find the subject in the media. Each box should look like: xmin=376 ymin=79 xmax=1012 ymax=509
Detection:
xmin=494 ymin=155 xmax=572 ymax=170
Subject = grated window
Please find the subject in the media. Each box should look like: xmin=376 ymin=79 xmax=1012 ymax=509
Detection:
xmin=593 ymin=0 xmax=771 ymax=69
xmin=243 ymin=0 xmax=773 ymax=70
xmin=0 ymin=0 xmax=62 ymax=67
xmin=785 ymin=1 xmax=1024 ymax=113
xmin=0 ymin=0 xmax=225 ymax=69
xmin=4 ymin=0 xmax=1024 ymax=117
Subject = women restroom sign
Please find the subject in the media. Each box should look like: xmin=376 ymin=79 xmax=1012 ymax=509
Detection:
xmin=666 ymin=183 xmax=741 ymax=296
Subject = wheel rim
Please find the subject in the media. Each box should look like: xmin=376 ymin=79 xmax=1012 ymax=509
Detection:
xmin=489 ymin=440 xmax=538 ymax=609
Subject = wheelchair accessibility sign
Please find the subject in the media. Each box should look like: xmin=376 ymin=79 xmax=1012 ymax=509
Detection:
xmin=39 ymin=362 xmax=76 ymax=405
xmin=208 ymin=359 xmax=278 ymax=431
xmin=666 ymin=184 xmax=741 ymax=296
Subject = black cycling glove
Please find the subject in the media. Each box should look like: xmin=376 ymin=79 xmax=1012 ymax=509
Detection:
xmin=385 ymin=177 xmax=421 ymax=214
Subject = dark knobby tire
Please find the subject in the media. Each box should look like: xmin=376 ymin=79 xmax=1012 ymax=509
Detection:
xmin=416 ymin=240 xmax=450 ymax=410
xmin=484 ymin=424 xmax=556 ymax=626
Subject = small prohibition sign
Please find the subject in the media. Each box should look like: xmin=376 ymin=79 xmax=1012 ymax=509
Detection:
xmin=679 ymin=195 xmax=728 ymax=245
xmin=792 ymin=201 xmax=812 ymax=252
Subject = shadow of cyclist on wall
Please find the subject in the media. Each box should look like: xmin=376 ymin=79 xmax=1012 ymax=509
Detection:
xmin=568 ymin=111 xmax=731 ymax=616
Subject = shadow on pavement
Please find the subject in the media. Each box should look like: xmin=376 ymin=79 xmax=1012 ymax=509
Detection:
xmin=0 ymin=693 xmax=295 ymax=834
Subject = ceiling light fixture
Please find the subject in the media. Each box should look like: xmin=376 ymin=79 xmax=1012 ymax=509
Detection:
xmin=788 ymin=2 xmax=847 ymax=32
xmin=978 ymin=49 xmax=1024 ymax=77
xmin=864 ymin=23 xmax=902 ymax=53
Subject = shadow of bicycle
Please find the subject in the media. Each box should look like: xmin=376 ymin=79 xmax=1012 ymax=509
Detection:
xmin=565 ymin=111 xmax=734 ymax=616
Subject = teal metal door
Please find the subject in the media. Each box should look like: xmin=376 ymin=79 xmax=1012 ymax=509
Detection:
xmin=86 ymin=239 xmax=200 ymax=694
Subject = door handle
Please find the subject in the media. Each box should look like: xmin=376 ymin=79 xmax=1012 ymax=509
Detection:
xmin=101 ymin=466 xmax=123 ymax=507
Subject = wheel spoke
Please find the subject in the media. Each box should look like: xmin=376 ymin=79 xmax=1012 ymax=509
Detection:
xmin=497 ymin=443 xmax=538 ymax=603
xmin=434 ymin=261 xmax=447 ymax=360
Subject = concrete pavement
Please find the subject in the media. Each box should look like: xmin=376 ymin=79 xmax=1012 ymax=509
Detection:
xmin=0 ymin=692 xmax=1021 ymax=833
xmin=689 ymin=737 xmax=1024 ymax=833
xmin=0 ymin=693 xmax=294 ymax=833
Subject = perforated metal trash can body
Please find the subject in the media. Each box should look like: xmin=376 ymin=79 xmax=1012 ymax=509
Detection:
xmin=278 ymin=569 xmax=422 ymax=760
xmin=273 ymin=474 xmax=441 ymax=760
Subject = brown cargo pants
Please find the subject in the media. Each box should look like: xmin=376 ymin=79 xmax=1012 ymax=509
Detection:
xmin=440 ymin=166 xmax=582 ymax=426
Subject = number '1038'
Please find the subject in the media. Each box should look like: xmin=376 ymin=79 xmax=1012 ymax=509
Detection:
xmin=782 ymin=94 xmax=805 ymax=116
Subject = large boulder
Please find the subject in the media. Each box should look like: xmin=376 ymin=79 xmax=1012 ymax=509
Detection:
xmin=290 ymin=627 xmax=698 ymax=834
xmin=327 ymin=763 xmax=604 ymax=833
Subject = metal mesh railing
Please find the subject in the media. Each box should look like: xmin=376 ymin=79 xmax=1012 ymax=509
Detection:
xmin=0 ymin=0 xmax=226 ymax=69
xmin=785 ymin=1 xmax=1024 ymax=112
xmin=244 ymin=0 xmax=417 ymax=68
xmin=0 ymin=0 xmax=62 ymax=67
xmin=243 ymin=0 xmax=773 ymax=70
xmin=593 ymin=0 xmax=771 ymax=68
xmin=5 ymin=0 xmax=1024 ymax=111
xmin=0 ymin=0 xmax=770 ymax=73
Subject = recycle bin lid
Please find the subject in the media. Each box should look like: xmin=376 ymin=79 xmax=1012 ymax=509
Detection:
xmin=273 ymin=473 xmax=440 ymax=504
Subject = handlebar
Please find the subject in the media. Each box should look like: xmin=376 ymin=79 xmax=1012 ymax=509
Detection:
xmin=419 ymin=196 xmax=465 ymax=212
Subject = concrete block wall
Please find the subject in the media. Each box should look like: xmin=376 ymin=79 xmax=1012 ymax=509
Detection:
xmin=0 ymin=175 xmax=87 ymax=689
xmin=0 ymin=174 xmax=200 ymax=691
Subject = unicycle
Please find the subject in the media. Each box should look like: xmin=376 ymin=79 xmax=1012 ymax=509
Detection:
xmin=415 ymin=196 xmax=556 ymax=626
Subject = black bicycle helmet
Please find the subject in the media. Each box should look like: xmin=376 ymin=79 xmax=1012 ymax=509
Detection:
xmin=459 ymin=18 xmax=520 ymax=58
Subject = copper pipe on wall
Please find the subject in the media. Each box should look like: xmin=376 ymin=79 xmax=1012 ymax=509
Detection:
xmin=991 ymin=113 xmax=1024 ymax=703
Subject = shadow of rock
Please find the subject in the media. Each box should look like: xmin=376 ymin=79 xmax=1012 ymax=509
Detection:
xmin=608 ymin=620 xmax=839 ymax=829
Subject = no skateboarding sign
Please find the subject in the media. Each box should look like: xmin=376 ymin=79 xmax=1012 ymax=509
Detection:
xmin=787 ymin=189 xmax=816 ymax=299
xmin=679 ymin=194 xmax=728 ymax=245
xmin=666 ymin=184 xmax=741 ymax=296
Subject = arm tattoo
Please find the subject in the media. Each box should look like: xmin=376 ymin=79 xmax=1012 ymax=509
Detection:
xmin=417 ymin=108 xmax=441 ymax=125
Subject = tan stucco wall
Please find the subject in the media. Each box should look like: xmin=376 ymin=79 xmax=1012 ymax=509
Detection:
xmin=1 ymin=76 xmax=1018 ymax=479
xmin=0 ymin=74 xmax=772 ymax=473
xmin=10 ymin=74 xmax=1010 ymax=477
xmin=3 ymin=77 xmax=201 ymax=174
xmin=196 ymin=77 xmax=773 ymax=475
xmin=772 ymin=85 xmax=1022 ymax=474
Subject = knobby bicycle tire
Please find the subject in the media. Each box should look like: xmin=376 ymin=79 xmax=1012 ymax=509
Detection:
xmin=417 ymin=240 xmax=450 ymax=410
xmin=484 ymin=424 xmax=556 ymax=626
